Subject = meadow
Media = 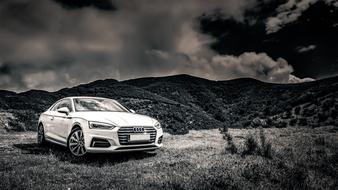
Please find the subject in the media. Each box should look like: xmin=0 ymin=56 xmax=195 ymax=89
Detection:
xmin=1 ymin=126 xmax=338 ymax=189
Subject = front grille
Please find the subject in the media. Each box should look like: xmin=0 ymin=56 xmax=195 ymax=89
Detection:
xmin=118 ymin=126 xmax=156 ymax=145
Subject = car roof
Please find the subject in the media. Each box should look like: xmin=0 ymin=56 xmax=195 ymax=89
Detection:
xmin=61 ymin=96 xmax=116 ymax=100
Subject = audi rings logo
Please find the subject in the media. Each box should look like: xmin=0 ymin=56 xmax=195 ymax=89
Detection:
xmin=133 ymin=127 xmax=144 ymax=133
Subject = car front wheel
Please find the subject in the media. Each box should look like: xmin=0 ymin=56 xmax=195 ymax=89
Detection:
xmin=68 ymin=128 xmax=87 ymax=157
xmin=37 ymin=124 xmax=46 ymax=146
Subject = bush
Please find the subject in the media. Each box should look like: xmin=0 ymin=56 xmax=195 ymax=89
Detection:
xmin=263 ymin=107 xmax=270 ymax=116
xmin=221 ymin=124 xmax=237 ymax=154
xmin=250 ymin=118 xmax=267 ymax=128
xmin=282 ymin=110 xmax=292 ymax=119
xmin=302 ymin=107 xmax=316 ymax=117
xmin=259 ymin=127 xmax=272 ymax=159
xmin=7 ymin=118 xmax=24 ymax=131
xmin=220 ymin=124 xmax=228 ymax=134
xmin=224 ymin=133 xmax=238 ymax=154
xmin=308 ymin=118 xmax=320 ymax=128
xmin=262 ymin=143 xmax=272 ymax=158
xmin=276 ymin=120 xmax=288 ymax=128
xmin=243 ymin=134 xmax=258 ymax=155
xmin=322 ymin=98 xmax=334 ymax=110
xmin=242 ymin=128 xmax=273 ymax=158
xmin=289 ymin=118 xmax=297 ymax=126
xmin=243 ymin=120 xmax=251 ymax=128
xmin=318 ymin=110 xmax=329 ymax=122
xmin=214 ymin=112 xmax=226 ymax=122
xmin=298 ymin=118 xmax=307 ymax=126
xmin=266 ymin=117 xmax=273 ymax=126
xmin=294 ymin=106 xmax=301 ymax=115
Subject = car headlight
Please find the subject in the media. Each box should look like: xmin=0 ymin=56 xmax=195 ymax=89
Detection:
xmin=89 ymin=121 xmax=116 ymax=130
xmin=154 ymin=122 xmax=161 ymax=129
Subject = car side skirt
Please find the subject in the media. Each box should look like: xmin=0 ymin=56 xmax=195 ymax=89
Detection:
xmin=45 ymin=137 xmax=67 ymax=147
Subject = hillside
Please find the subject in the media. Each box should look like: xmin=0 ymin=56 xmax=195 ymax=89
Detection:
xmin=0 ymin=75 xmax=337 ymax=134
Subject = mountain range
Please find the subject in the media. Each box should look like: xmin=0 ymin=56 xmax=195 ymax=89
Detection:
xmin=0 ymin=74 xmax=337 ymax=134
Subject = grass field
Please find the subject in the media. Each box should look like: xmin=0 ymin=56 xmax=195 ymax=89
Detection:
xmin=1 ymin=127 xmax=338 ymax=189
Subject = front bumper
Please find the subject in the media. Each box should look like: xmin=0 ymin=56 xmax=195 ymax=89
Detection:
xmin=83 ymin=126 xmax=163 ymax=153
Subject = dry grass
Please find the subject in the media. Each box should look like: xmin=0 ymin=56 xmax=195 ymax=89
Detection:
xmin=1 ymin=126 xmax=338 ymax=189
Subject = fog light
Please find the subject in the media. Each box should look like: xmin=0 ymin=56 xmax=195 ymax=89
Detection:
xmin=90 ymin=138 xmax=111 ymax=148
xmin=158 ymin=135 xmax=163 ymax=144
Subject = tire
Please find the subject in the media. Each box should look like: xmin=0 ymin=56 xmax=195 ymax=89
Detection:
xmin=68 ymin=128 xmax=87 ymax=157
xmin=37 ymin=124 xmax=46 ymax=146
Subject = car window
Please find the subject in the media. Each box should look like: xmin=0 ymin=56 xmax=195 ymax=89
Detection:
xmin=52 ymin=99 xmax=73 ymax=112
xmin=74 ymin=98 xmax=128 ymax=112
xmin=50 ymin=101 xmax=61 ymax=111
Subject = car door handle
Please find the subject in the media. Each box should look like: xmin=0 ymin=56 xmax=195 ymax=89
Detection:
xmin=50 ymin=116 xmax=54 ymax=120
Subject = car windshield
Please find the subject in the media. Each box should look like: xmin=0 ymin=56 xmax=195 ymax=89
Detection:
xmin=74 ymin=98 xmax=129 ymax=112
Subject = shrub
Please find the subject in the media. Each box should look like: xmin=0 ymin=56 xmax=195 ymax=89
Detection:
xmin=250 ymin=118 xmax=267 ymax=128
xmin=302 ymin=107 xmax=316 ymax=117
xmin=243 ymin=133 xmax=258 ymax=155
xmin=225 ymin=133 xmax=238 ymax=154
xmin=308 ymin=118 xmax=320 ymax=128
xmin=243 ymin=120 xmax=251 ymax=128
xmin=282 ymin=110 xmax=292 ymax=119
xmin=214 ymin=112 xmax=226 ymax=122
xmin=276 ymin=120 xmax=287 ymax=128
xmin=7 ymin=118 xmax=24 ymax=131
xmin=318 ymin=110 xmax=330 ymax=122
xmin=263 ymin=107 xmax=270 ymax=116
xmin=220 ymin=124 xmax=228 ymax=134
xmin=295 ymin=106 xmax=301 ymax=115
xmin=266 ymin=117 xmax=273 ymax=127
xmin=289 ymin=118 xmax=297 ymax=126
xmin=221 ymin=124 xmax=237 ymax=154
xmin=322 ymin=98 xmax=333 ymax=110
xmin=298 ymin=118 xmax=308 ymax=126
xmin=259 ymin=127 xmax=272 ymax=159
xmin=262 ymin=143 xmax=272 ymax=158
xmin=242 ymin=128 xmax=273 ymax=158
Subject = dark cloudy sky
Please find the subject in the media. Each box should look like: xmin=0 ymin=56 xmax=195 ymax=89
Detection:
xmin=0 ymin=0 xmax=337 ymax=92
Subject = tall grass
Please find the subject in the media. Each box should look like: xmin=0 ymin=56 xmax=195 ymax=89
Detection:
xmin=240 ymin=127 xmax=273 ymax=158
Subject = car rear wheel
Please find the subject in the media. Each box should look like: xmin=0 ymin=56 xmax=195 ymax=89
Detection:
xmin=68 ymin=128 xmax=87 ymax=156
xmin=37 ymin=124 xmax=46 ymax=146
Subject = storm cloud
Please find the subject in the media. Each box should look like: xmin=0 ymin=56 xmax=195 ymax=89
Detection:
xmin=266 ymin=0 xmax=338 ymax=33
xmin=0 ymin=0 xmax=314 ymax=92
xmin=147 ymin=51 xmax=314 ymax=83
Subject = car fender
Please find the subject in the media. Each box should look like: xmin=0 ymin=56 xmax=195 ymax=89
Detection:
xmin=68 ymin=117 xmax=91 ymax=147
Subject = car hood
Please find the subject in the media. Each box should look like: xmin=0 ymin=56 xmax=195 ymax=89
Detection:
xmin=70 ymin=111 xmax=156 ymax=127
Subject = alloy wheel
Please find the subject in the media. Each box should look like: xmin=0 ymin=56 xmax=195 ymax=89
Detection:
xmin=68 ymin=129 xmax=87 ymax=156
xmin=37 ymin=124 xmax=45 ymax=145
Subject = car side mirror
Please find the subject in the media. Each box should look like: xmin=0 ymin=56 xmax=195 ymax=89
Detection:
xmin=57 ymin=107 xmax=70 ymax=115
xmin=130 ymin=109 xmax=136 ymax=113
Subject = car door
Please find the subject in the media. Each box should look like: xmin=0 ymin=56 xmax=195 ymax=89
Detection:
xmin=43 ymin=101 xmax=62 ymax=140
xmin=50 ymin=99 xmax=73 ymax=144
xmin=51 ymin=99 xmax=73 ymax=144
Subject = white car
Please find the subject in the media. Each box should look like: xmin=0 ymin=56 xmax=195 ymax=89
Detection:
xmin=37 ymin=96 xmax=163 ymax=156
